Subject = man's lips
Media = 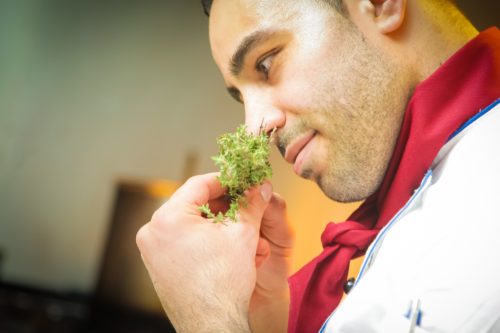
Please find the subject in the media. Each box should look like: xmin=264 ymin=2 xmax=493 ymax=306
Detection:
xmin=284 ymin=131 xmax=317 ymax=164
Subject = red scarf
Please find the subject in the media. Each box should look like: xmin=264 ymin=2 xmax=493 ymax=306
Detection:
xmin=288 ymin=27 xmax=500 ymax=333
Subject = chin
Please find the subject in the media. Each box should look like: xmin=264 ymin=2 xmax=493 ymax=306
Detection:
xmin=315 ymin=173 xmax=378 ymax=203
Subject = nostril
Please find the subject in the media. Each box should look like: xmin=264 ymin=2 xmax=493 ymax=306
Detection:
xmin=258 ymin=119 xmax=277 ymax=137
xmin=266 ymin=127 xmax=278 ymax=144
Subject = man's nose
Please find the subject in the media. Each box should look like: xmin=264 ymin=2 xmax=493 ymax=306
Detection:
xmin=244 ymin=96 xmax=285 ymax=136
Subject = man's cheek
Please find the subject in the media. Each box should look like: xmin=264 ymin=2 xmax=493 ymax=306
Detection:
xmin=274 ymin=80 xmax=316 ymax=114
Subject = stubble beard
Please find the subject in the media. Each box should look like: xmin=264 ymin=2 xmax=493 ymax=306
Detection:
xmin=305 ymin=30 xmax=410 ymax=203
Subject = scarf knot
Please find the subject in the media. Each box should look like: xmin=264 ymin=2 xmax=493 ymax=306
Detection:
xmin=321 ymin=221 xmax=379 ymax=251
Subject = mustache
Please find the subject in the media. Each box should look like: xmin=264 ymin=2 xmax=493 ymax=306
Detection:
xmin=274 ymin=129 xmax=290 ymax=158
xmin=277 ymin=140 xmax=287 ymax=158
xmin=274 ymin=123 xmax=310 ymax=159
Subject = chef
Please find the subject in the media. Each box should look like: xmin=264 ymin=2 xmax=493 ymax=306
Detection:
xmin=137 ymin=0 xmax=500 ymax=332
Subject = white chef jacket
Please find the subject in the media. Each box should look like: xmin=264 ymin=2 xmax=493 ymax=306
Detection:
xmin=321 ymin=100 xmax=500 ymax=333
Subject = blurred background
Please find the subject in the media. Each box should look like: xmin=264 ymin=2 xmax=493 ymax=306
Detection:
xmin=0 ymin=0 xmax=498 ymax=332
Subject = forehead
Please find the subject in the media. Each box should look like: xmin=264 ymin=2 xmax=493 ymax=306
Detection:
xmin=208 ymin=0 xmax=326 ymax=76
xmin=209 ymin=0 xmax=277 ymax=67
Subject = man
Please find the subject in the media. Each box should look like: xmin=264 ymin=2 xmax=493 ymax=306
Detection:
xmin=136 ymin=0 xmax=500 ymax=332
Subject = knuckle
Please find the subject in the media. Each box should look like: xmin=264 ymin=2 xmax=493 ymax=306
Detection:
xmin=151 ymin=207 xmax=164 ymax=223
xmin=185 ymin=174 xmax=202 ymax=187
xmin=150 ymin=207 xmax=181 ymax=233
xmin=150 ymin=201 xmax=174 ymax=226
xmin=135 ymin=224 xmax=150 ymax=251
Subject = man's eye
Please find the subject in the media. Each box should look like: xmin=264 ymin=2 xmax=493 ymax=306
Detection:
xmin=256 ymin=53 xmax=275 ymax=79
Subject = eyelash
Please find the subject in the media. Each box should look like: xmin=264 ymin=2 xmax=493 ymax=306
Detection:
xmin=256 ymin=49 xmax=279 ymax=79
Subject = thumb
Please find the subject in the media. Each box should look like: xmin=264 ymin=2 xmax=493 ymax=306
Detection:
xmin=261 ymin=193 xmax=294 ymax=250
xmin=255 ymin=237 xmax=271 ymax=268
xmin=237 ymin=182 xmax=273 ymax=228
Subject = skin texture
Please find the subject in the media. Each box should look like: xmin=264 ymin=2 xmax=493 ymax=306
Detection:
xmin=208 ymin=0 xmax=477 ymax=203
xmin=137 ymin=1 xmax=478 ymax=332
xmin=210 ymin=0 xmax=415 ymax=203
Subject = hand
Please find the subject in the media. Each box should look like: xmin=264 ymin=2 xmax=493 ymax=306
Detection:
xmin=136 ymin=173 xmax=273 ymax=333
xmin=250 ymin=193 xmax=294 ymax=333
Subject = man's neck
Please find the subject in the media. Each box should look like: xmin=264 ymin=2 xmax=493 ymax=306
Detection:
xmin=407 ymin=0 xmax=479 ymax=84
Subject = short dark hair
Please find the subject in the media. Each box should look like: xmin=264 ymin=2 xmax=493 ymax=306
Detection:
xmin=201 ymin=0 xmax=212 ymax=16
xmin=201 ymin=0 xmax=345 ymax=17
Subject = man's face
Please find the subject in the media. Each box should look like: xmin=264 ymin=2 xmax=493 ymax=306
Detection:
xmin=209 ymin=0 xmax=412 ymax=202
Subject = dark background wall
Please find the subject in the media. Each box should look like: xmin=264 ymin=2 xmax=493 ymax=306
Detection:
xmin=457 ymin=0 xmax=499 ymax=30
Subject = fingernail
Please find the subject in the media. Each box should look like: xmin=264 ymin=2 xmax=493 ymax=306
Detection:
xmin=260 ymin=183 xmax=272 ymax=202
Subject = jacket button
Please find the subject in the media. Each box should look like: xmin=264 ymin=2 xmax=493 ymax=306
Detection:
xmin=343 ymin=277 xmax=355 ymax=294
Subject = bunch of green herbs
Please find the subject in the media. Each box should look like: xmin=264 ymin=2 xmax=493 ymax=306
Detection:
xmin=199 ymin=124 xmax=273 ymax=223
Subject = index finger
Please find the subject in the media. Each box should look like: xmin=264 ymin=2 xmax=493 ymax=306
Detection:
xmin=168 ymin=172 xmax=227 ymax=207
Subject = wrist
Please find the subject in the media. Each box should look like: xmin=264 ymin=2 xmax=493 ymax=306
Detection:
xmin=249 ymin=297 xmax=289 ymax=333
xmin=175 ymin=318 xmax=251 ymax=333
xmin=249 ymin=287 xmax=289 ymax=333
xmin=169 ymin=298 xmax=252 ymax=333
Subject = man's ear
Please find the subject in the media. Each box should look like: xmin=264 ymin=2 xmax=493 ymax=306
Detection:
xmin=359 ymin=0 xmax=407 ymax=34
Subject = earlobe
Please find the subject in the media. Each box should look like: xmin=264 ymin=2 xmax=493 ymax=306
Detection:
xmin=359 ymin=0 xmax=407 ymax=34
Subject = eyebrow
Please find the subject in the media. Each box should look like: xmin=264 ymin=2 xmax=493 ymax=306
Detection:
xmin=230 ymin=29 xmax=274 ymax=77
